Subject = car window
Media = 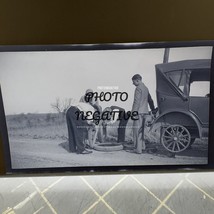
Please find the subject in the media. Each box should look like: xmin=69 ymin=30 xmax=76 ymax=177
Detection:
xmin=189 ymin=81 xmax=210 ymax=97
xmin=166 ymin=70 xmax=190 ymax=94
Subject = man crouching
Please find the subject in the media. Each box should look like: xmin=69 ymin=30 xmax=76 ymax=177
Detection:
xmin=66 ymin=102 xmax=96 ymax=154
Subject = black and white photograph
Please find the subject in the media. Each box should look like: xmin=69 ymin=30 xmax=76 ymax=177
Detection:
xmin=0 ymin=42 xmax=212 ymax=170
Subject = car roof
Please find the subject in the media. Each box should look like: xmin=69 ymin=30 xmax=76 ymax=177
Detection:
xmin=155 ymin=59 xmax=211 ymax=73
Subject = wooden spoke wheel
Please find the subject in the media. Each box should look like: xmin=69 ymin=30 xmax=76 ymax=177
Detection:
xmin=161 ymin=124 xmax=191 ymax=153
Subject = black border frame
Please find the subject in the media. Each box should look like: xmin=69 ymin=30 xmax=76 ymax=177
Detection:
xmin=1 ymin=40 xmax=214 ymax=175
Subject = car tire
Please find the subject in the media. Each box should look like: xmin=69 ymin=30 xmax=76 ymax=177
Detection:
xmin=93 ymin=143 xmax=123 ymax=152
xmin=161 ymin=124 xmax=191 ymax=153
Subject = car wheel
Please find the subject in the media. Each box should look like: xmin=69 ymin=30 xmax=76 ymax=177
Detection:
xmin=161 ymin=124 xmax=191 ymax=153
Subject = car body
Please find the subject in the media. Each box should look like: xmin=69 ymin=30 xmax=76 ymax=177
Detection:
xmin=152 ymin=59 xmax=211 ymax=152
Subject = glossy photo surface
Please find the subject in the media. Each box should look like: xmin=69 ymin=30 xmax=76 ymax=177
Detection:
xmin=0 ymin=41 xmax=213 ymax=173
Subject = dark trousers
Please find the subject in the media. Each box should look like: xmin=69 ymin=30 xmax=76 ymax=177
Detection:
xmin=133 ymin=114 xmax=146 ymax=153
xmin=66 ymin=106 xmax=87 ymax=153
xmin=117 ymin=112 xmax=129 ymax=143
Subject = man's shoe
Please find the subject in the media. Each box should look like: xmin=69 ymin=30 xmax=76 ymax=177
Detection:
xmin=125 ymin=149 xmax=136 ymax=153
xmin=125 ymin=149 xmax=142 ymax=154
xmin=125 ymin=148 xmax=147 ymax=154
xmin=77 ymin=149 xmax=93 ymax=154
xmin=147 ymin=148 xmax=157 ymax=154
xmin=85 ymin=145 xmax=93 ymax=150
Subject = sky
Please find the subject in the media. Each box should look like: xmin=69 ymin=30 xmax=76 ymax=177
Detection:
xmin=0 ymin=45 xmax=212 ymax=115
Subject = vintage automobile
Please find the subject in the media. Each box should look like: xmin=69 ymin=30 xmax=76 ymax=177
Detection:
xmin=150 ymin=59 xmax=211 ymax=153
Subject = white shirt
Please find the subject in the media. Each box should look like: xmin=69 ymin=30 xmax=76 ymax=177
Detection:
xmin=73 ymin=102 xmax=95 ymax=122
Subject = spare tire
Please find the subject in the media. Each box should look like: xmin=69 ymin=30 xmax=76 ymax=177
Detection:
xmin=93 ymin=143 xmax=123 ymax=152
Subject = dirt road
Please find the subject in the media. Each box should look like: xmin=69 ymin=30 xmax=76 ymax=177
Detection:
xmin=9 ymin=137 xmax=208 ymax=169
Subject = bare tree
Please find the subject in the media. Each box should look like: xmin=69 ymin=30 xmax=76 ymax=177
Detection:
xmin=51 ymin=98 xmax=61 ymax=113
xmin=51 ymin=97 xmax=74 ymax=115
xmin=62 ymin=98 xmax=73 ymax=114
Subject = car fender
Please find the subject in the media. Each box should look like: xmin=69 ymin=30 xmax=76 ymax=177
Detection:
xmin=150 ymin=110 xmax=202 ymax=138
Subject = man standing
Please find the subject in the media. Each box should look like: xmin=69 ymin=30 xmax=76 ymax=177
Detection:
xmin=131 ymin=74 xmax=149 ymax=154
